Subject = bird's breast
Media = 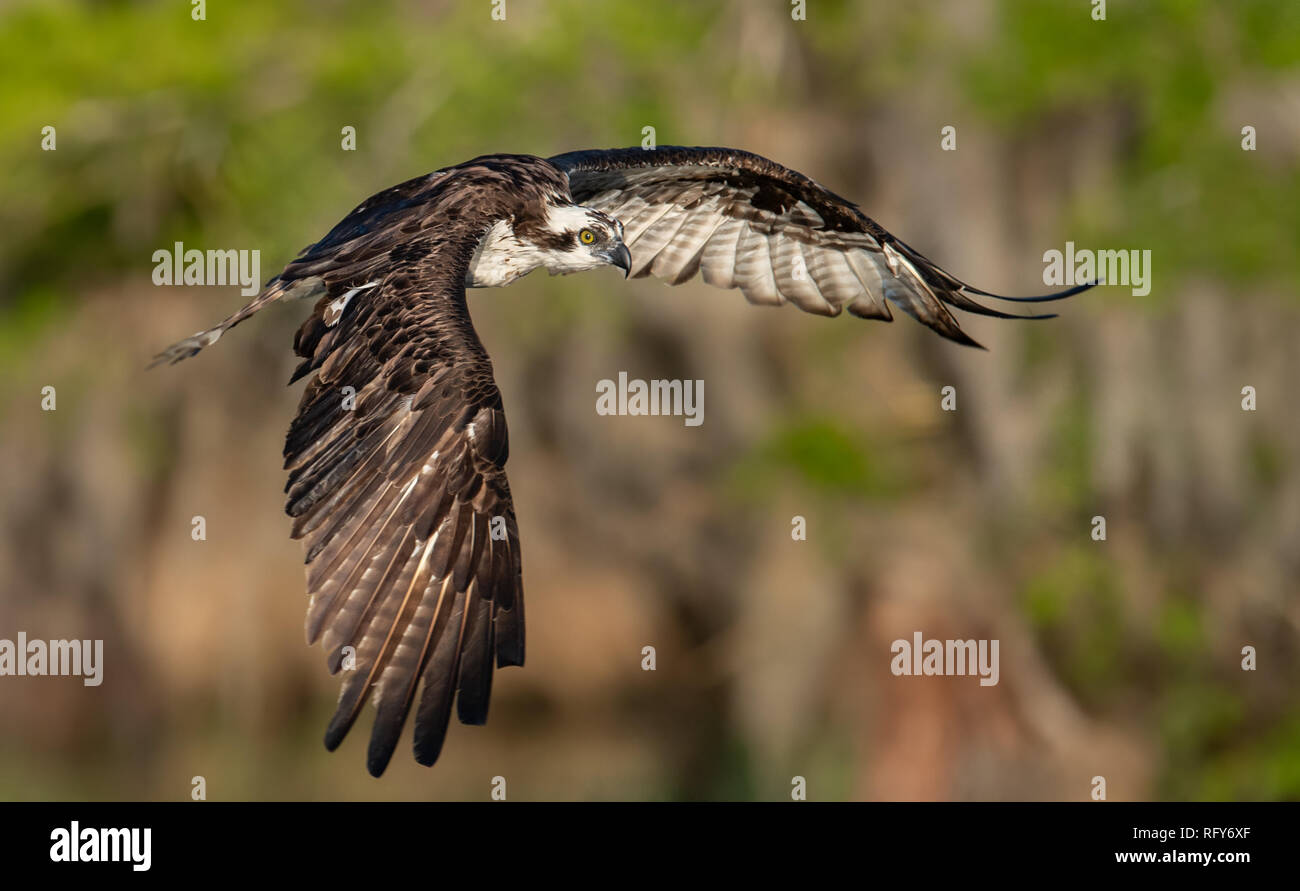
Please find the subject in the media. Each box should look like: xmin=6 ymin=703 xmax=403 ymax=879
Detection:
xmin=465 ymin=219 xmax=543 ymax=289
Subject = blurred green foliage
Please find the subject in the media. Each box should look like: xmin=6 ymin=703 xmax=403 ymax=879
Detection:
xmin=966 ymin=0 xmax=1300 ymax=299
xmin=730 ymin=416 xmax=916 ymax=501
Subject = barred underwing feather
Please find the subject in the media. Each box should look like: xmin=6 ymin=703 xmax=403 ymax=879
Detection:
xmin=731 ymin=226 xmax=782 ymax=306
xmin=699 ymin=217 xmax=745 ymax=289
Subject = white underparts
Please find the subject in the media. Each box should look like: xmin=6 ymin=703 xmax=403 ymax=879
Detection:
xmin=466 ymin=220 xmax=550 ymax=288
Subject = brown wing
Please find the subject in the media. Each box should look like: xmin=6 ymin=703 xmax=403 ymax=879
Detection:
xmin=551 ymin=146 xmax=1091 ymax=348
xmin=149 ymin=170 xmax=454 ymax=368
xmin=283 ymin=248 xmax=523 ymax=778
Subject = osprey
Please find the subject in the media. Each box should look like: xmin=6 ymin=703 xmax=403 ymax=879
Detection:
xmin=154 ymin=146 xmax=1089 ymax=777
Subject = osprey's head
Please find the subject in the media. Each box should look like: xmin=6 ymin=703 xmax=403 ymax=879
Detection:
xmin=530 ymin=203 xmax=632 ymax=277
xmin=466 ymin=203 xmax=631 ymax=289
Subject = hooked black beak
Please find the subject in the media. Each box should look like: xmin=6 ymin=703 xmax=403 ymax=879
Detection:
xmin=607 ymin=241 xmax=632 ymax=278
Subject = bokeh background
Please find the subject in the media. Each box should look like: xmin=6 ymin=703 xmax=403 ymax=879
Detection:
xmin=1 ymin=0 xmax=1297 ymax=801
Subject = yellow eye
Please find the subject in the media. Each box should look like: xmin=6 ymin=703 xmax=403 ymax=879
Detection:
xmin=579 ymin=228 xmax=596 ymax=245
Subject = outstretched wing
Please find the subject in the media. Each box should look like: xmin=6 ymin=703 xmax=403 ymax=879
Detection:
xmin=282 ymin=243 xmax=524 ymax=778
xmin=149 ymin=170 xmax=453 ymax=368
xmin=551 ymin=146 xmax=1090 ymax=348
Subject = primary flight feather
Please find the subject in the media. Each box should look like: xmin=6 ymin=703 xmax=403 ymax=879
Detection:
xmin=153 ymin=146 xmax=1090 ymax=776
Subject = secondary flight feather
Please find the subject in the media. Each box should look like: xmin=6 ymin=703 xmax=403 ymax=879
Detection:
xmin=153 ymin=145 xmax=1090 ymax=776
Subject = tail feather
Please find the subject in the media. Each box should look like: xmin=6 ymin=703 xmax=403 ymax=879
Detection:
xmin=148 ymin=276 xmax=321 ymax=367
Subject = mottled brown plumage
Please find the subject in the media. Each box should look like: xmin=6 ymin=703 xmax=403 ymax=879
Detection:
xmin=153 ymin=147 xmax=1088 ymax=777
xmin=273 ymin=156 xmax=553 ymax=775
